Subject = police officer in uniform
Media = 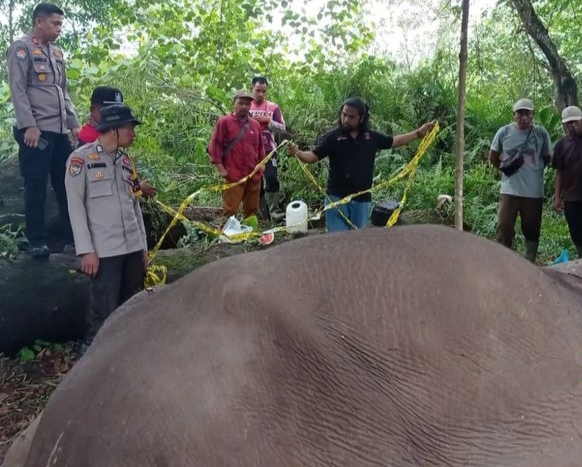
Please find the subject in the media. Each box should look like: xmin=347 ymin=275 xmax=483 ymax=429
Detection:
xmin=6 ymin=3 xmax=80 ymax=257
xmin=65 ymin=104 xmax=148 ymax=353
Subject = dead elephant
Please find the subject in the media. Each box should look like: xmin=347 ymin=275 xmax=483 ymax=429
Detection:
xmin=4 ymin=224 xmax=582 ymax=467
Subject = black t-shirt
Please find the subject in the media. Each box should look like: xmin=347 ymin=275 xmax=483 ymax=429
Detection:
xmin=552 ymin=134 xmax=582 ymax=201
xmin=313 ymin=128 xmax=393 ymax=202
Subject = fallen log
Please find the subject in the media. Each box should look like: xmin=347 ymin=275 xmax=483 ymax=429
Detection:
xmin=0 ymin=244 xmax=250 ymax=356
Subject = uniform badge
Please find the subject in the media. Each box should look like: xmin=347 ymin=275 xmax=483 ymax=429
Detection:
xmin=122 ymin=156 xmax=131 ymax=166
xmin=68 ymin=157 xmax=84 ymax=176
xmin=88 ymin=153 xmax=100 ymax=160
xmin=38 ymin=73 xmax=46 ymax=81
xmin=53 ymin=49 xmax=62 ymax=59
xmin=94 ymin=171 xmax=104 ymax=180
xmin=32 ymin=37 xmax=39 ymax=45
xmin=96 ymin=144 xmax=104 ymax=153
xmin=33 ymin=48 xmax=43 ymax=55
xmin=115 ymin=92 xmax=122 ymax=102
xmin=15 ymin=47 xmax=27 ymax=61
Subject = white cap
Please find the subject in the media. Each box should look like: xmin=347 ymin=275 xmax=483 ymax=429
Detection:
xmin=513 ymin=98 xmax=534 ymax=112
xmin=561 ymin=106 xmax=582 ymax=123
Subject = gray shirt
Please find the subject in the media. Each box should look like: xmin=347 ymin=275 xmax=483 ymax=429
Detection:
xmin=6 ymin=32 xmax=79 ymax=133
xmin=491 ymin=123 xmax=552 ymax=198
xmin=65 ymin=141 xmax=147 ymax=258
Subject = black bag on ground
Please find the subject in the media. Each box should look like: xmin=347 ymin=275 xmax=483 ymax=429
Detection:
xmin=371 ymin=198 xmax=400 ymax=226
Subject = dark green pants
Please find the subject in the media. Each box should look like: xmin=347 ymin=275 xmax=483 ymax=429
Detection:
xmin=496 ymin=194 xmax=543 ymax=249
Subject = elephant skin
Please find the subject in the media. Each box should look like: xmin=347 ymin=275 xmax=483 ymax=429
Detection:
xmin=6 ymin=224 xmax=582 ymax=467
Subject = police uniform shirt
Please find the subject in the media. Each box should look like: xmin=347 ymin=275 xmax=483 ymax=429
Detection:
xmin=65 ymin=141 xmax=147 ymax=258
xmin=6 ymin=32 xmax=79 ymax=133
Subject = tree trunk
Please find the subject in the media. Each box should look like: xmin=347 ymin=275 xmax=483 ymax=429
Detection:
xmin=510 ymin=0 xmax=578 ymax=110
xmin=455 ymin=0 xmax=470 ymax=231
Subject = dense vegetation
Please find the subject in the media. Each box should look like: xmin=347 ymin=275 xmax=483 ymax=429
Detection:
xmin=1 ymin=0 xmax=580 ymax=264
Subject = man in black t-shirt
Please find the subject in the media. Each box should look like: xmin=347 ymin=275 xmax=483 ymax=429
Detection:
xmin=289 ymin=97 xmax=435 ymax=232
xmin=553 ymin=105 xmax=582 ymax=257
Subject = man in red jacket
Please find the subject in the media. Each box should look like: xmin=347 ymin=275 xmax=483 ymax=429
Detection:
xmin=208 ymin=89 xmax=266 ymax=219
xmin=77 ymin=86 xmax=156 ymax=198
xmin=77 ymin=86 xmax=123 ymax=147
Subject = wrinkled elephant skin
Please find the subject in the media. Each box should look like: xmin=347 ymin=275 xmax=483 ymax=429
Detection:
xmin=10 ymin=225 xmax=582 ymax=466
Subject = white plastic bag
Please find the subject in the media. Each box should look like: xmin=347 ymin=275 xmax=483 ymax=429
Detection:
xmin=219 ymin=216 xmax=253 ymax=243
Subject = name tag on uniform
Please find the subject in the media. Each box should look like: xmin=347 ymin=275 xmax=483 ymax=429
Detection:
xmin=87 ymin=162 xmax=106 ymax=169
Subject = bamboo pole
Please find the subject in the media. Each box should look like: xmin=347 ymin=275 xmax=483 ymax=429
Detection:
xmin=455 ymin=0 xmax=470 ymax=230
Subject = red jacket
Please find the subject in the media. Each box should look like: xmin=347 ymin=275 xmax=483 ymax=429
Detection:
xmin=77 ymin=122 xmax=100 ymax=147
xmin=208 ymin=114 xmax=265 ymax=182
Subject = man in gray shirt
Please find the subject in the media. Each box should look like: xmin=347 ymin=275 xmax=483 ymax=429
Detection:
xmin=489 ymin=98 xmax=552 ymax=263
xmin=6 ymin=3 xmax=80 ymax=258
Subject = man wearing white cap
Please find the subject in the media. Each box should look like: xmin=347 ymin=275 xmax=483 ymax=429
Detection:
xmin=489 ymin=98 xmax=552 ymax=263
xmin=552 ymin=105 xmax=582 ymax=257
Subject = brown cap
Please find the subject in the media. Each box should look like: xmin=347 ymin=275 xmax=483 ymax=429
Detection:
xmin=233 ymin=89 xmax=254 ymax=101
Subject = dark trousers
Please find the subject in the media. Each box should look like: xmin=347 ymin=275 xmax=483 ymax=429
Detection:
xmin=13 ymin=128 xmax=73 ymax=247
xmin=496 ymin=194 xmax=543 ymax=248
xmin=260 ymin=157 xmax=279 ymax=195
xmin=564 ymin=200 xmax=582 ymax=247
xmin=86 ymin=251 xmax=145 ymax=342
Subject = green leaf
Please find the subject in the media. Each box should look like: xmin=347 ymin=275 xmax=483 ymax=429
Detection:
xmin=19 ymin=347 xmax=36 ymax=361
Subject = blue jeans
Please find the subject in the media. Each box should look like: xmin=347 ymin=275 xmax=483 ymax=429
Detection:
xmin=325 ymin=195 xmax=371 ymax=232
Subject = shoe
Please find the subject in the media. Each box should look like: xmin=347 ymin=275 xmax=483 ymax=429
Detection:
xmin=30 ymin=244 xmax=50 ymax=258
xmin=265 ymin=191 xmax=286 ymax=221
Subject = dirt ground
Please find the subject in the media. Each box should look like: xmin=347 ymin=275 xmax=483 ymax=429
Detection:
xmin=0 ymin=346 xmax=77 ymax=464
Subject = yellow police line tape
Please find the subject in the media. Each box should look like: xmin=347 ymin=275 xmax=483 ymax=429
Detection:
xmin=144 ymin=123 xmax=440 ymax=287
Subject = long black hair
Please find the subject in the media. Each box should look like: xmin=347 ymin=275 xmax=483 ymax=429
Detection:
xmin=337 ymin=97 xmax=370 ymax=132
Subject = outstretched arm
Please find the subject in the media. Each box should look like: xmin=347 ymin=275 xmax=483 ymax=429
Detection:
xmin=392 ymin=121 xmax=436 ymax=148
